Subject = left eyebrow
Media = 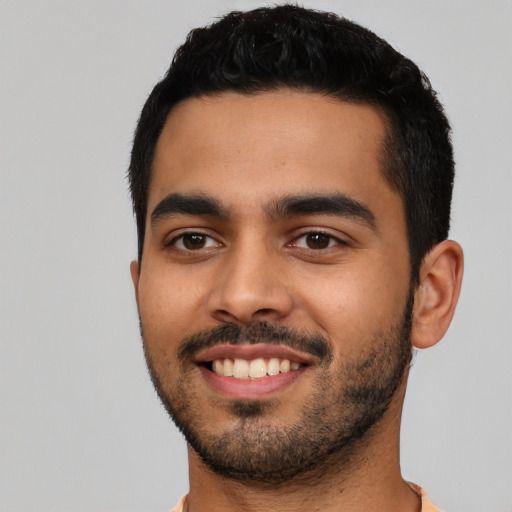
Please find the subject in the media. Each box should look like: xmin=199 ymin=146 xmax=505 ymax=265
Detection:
xmin=265 ymin=193 xmax=377 ymax=230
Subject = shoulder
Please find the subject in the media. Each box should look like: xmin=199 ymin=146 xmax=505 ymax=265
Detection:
xmin=170 ymin=494 xmax=187 ymax=512
xmin=408 ymin=482 xmax=444 ymax=512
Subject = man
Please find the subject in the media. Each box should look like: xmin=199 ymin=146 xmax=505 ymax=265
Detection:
xmin=128 ymin=5 xmax=463 ymax=512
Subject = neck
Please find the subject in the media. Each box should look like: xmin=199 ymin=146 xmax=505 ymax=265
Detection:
xmin=184 ymin=384 xmax=420 ymax=512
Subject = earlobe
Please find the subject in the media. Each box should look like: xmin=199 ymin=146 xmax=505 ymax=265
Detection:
xmin=411 ymin=240 xmax=464 ymax=349
xmin=130 ymin=260 xmax=141 ymax=303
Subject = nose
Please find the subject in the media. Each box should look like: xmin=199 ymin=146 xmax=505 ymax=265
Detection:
xmin=206 ymin=243 xmax=294 ymax=325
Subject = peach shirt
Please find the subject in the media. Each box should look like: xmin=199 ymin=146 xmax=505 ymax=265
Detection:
xmin=171 ymin=484 xmax=442 ymax=512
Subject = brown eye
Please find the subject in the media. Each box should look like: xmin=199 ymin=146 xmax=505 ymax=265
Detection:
xmin=290 ymin=231 xmax=343 ymax=251
xmin=182 ymin=234 xmax=207 ymax=250
xmin=170 ymin=232 xmax=219 ymax=251
xmin=305 ymin=233 xmax=331 ymax=249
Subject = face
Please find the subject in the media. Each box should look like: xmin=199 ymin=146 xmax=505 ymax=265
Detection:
xmin=132 ymin=90 xmax=413 ymax=483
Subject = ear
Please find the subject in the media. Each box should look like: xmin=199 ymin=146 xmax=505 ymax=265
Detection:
xmin=411 ymin=240 xmax=464 ymax=349
xmin=130 ymin=260 xmax=141 ymax=305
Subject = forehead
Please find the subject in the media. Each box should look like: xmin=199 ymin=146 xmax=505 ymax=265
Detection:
xmin=150 ymin=90 xmax=400 ymax=218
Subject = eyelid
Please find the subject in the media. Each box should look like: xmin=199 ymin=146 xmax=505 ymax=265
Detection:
xmin=288 ymin=229 xmax=349 ymax=250
xmin=164 ymin=229 xmax=223 ymax=251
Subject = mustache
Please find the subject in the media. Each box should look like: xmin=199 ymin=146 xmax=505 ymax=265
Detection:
xmin=178 ymin=322 xmax=332 ymax=363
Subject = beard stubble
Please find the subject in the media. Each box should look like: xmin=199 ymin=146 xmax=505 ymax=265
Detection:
xmin=142 ymin=292 xmax=414 ymax=486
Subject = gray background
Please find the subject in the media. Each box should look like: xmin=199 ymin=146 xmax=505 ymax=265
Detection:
xmin=1 ymin=1 xmax=511 ymax=510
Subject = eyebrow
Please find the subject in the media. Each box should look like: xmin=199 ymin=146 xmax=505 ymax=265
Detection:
xmin=266 ymin=193 xmax=376 ymax=229
xmin=150 ymin=191 xmax=376 ymax=230
xmin=151 ymin=193 xmax=229 ymax=224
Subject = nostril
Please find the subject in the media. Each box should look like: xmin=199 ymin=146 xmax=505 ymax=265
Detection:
xmin=255 ymin=308 xmax=275 ymax=315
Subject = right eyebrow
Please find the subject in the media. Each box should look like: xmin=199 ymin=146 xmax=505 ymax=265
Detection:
xmin=150 ymin=193 xmax=229 ymax=224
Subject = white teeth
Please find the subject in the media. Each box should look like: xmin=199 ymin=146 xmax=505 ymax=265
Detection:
xmin=213 ymin=359 xmax=224 ymax=376
xmin=267 ymin=358 xmax=280 ymax=376
xmin=223 ymin=358 xmax=234 ymax=377
xmin=280 ymin=359 xmax=291 ymax=373
xmin=210 ymin=357 xmax=303 ymax=379
xmin=249 ymin=358 xmax=267 ymax=378
xmin=233 ymin=359 xmax=249 ymax=378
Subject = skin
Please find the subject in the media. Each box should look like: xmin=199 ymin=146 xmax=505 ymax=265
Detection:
xmin=131 ymin=90 xmax=463 ymax=512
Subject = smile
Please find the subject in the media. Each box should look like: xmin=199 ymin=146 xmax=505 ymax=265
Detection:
xmin=195 ymin=343 xmax=313 ymax=398
xmin=209 ymin=357 xmax=303 ymax=379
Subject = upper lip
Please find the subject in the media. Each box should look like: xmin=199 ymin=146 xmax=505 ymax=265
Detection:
xmin=194 ymin=343 xmax=315 ymax=365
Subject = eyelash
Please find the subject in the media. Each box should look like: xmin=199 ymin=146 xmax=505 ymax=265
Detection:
xmin=165 ymin=231 xmax=220 ymax=252
xmin=165 ymin=230 xmax=346 ymax=254
xmin=288 ymin=231 xmax=347 ymax=251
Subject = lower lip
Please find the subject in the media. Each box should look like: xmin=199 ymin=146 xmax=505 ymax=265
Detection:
xmin=199 ymin=365 xmax=307 ymax=399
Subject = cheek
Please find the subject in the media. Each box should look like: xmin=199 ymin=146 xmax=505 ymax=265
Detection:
xmin=137 ymin=269 xmax=200 ymax=344
xmin=296 ymin=261 xmax=410 ymax=348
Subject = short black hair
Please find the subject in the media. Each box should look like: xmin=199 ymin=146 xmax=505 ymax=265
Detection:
xmin=129 ymin=4 xmax=454 ymax=280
